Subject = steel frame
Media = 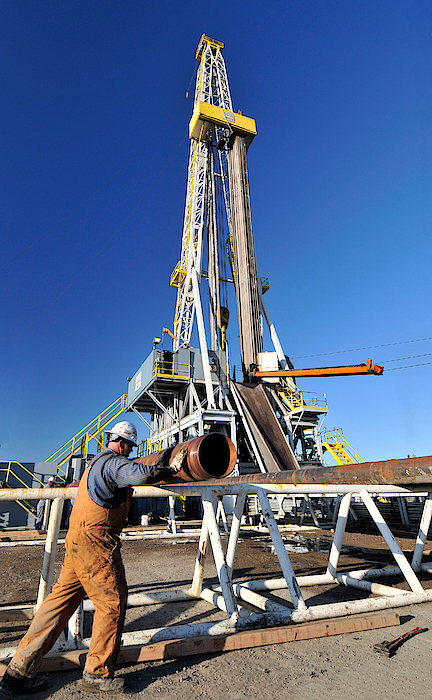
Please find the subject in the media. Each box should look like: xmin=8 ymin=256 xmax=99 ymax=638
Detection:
xmin=132 ymin=383 xmax=236 ymax=451
xmin=1 ymin=481 xmax=432 ymax=661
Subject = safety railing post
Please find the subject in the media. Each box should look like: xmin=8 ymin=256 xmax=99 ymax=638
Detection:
xmin=36 ymin=497 xmax=64 ymax=610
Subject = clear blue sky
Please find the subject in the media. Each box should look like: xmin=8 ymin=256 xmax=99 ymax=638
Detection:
xmin=1 ymin=0 xmax=432 ymax=463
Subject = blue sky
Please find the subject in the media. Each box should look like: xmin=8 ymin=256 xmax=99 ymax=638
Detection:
xmin=1 ymin=0 xmax=432 ymax=463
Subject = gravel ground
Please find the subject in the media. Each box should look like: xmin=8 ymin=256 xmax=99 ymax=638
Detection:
xmin=1 ymin=525 xmax=431 ymax=699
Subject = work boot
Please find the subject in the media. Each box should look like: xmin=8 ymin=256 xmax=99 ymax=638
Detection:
xmin=0 ymin=669 xmax=48 ymax=694
xmin=80 ymin=672 xmax=126 ymax=693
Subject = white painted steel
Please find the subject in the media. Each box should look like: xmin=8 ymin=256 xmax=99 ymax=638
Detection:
xmin=0 ymin=483 xmax=423 ymax=502
xmin=336 ymin=566 xmax=401 ymax=581
xmin=201 ymin=490 xmax=238 ymax=619
xmin=36 ymin=498 xmax=64 ymax=610
xmin=174 ymin=38 xmax=232 ymax=350
xmin=360 ymin=489 xmax=424 ymax=593
xmin=225 ymin=492 xmax=246 ymax=578
xmin=240 ymin=565 xmax=404 ymax=592
xmin=411 ymin=493 xmax=432 ymax=570
xmin=42 ymin=499 xmax=50 ymax=531
xmin=326 ymin=492 xmax=351 ymax=579
xmin=191 ymin=267 xmax=215 ymax=408
xmin=258 ymin=291 xmax=296 ymax=392
xmin=289 ymin=588 xmax=432 ymax=624
xmin=63 ymin=607 xmax=83 ymax=650
xmin=5 ymin=587 xmax=432 ymax=661
xmin=188 ymin=511 xmax=209 ymax=597
xmin=200 ymin=587 xmax=253 ymax=618
xmin=334 ymin=573 xmax=406 ymax=596
xmin=216 ymin=497 xmax=229 ymax=534
xmin=168 ymin=496 xmax=177 ymax=535
xmin=83 ymin=589 xmax=195 ymax=611
xmin=231 ymin=584 xmax=292 ymax=614
xmin=257 ymin=490 xmax=306 ymax=611
xmin=3 ymin=481 xmax=432 ymax=660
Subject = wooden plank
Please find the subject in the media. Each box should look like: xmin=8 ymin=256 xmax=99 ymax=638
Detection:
xmin=0 ymin=608 xmax=34 ymax=623
xmin=0 ymin=611 xmax=400 ymax=675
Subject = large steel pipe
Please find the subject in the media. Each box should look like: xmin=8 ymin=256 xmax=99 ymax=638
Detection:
xmin=135 ymin=433 xmax=237 ymax=483
xmin=4 ymin=455 xmax=432 ymax=502
xmin=192 ymin=454 xmax=432 ymax=489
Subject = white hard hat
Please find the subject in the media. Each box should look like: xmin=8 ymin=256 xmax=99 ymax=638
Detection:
xmin=108 ymin=421 xmax=138 ymax=446
xmin=48 ymin=476 xmax=55 ymax=483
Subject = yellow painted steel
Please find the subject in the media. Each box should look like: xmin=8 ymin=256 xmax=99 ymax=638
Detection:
xmin=45 ymin=394 xmax=128 ymax=472
xmin=261 ymin=277 xmax=269 ymax=294
xmin=152 ymin=359 xmax=190 ymax=381
xmin=137 ymin=438 xmax=162 ymax=458
xmin=277 ymin=379 xmax=328 ymax=414
xmin=195 ymin=34 xmax=224 ymax=61
xmin=0 ymin=461 xmax=44 ymax=489
xmin=0 ymin=462 xmax=45 ymax=515
xmin=189 ymin=101 xmax=257 ymax=145
xmin=321 ymin=428 xmax=363 ymax=465
xmin=170 ymin=260 xmax=186 ymax=288
xmin=171 ymin=127 xmax=205 ymax=348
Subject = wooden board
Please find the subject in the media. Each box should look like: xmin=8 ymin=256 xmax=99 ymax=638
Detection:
xmin=0 ymin=611 xmax=400 ymax=675
xmin=0 ymin=608 xmax=34 ymax=623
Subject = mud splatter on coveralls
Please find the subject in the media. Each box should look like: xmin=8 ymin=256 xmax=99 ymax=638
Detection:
xmin=7 ymin=464 xmax=131 ymax=679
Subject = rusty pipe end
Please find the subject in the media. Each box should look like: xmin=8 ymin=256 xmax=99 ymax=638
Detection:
xmin=185 ymin=433 xmax=236 ymax=481
xmin=135 ymin=433 xmax=237 ymax=483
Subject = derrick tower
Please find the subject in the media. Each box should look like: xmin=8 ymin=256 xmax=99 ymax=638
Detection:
xmin=127 ymin=35 xmax=331 ymax=470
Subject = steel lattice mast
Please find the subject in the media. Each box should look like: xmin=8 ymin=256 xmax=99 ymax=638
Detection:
xmin=170 ymin=35 xmax=267 ymax=385
xmin=170 ymin=35 xmax=233 ymax=352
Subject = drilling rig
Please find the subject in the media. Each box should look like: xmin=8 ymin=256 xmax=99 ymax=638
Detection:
xmin=127 ymin=35 xmax=381 ymax=473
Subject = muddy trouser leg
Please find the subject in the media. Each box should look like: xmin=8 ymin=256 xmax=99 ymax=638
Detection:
xmin=7 ymin=555 xmax=86 ymax=679
xmin=76 ymin=547 xmax=127 ymax=678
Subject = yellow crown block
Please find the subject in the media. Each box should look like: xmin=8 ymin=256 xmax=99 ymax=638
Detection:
xmin=189 ymin=101 xmax=256 ymax=148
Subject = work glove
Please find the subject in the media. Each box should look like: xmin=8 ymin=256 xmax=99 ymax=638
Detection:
xmin=157 ymin=445 xmax=188 ymax=476
xmin=167 ymin=445 xmax=188 ymax=474
xmin=145 ymin=445 xmax=188 ymax=481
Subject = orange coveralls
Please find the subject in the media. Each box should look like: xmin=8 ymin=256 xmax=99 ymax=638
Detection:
xmin=7 ymin=466 xmax=131 ymax=679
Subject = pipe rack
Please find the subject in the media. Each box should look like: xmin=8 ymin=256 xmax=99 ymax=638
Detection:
xmin=1 ymin=454 xmax=432 ymax=662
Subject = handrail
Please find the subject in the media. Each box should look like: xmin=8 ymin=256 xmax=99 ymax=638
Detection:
xmin=321 ymin=428 xmax=363 ymax=465
xmin=152 ymin=360 xmax=190 ymax=381
xmin=0 ymin=462 xmax=44 ymax=488
xmin=45 ymin=394 xmax=128 ymax=467
xmin=0 ymin=462 xmax=43 ymax=516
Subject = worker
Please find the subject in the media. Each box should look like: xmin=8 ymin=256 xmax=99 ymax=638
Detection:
xmin=34 ymin=476 xmax=56 ymax=533
xmin=1 ymin=421 xmax=185 ymax=695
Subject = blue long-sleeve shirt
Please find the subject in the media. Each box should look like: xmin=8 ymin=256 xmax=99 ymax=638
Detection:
xmin=87 ymin=450 xmax=157 ymax=508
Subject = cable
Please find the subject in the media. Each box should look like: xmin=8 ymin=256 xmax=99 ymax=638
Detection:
xmin=293 ymin=336 xmax=432 ymax=360
xmin=1 ymin=65 xmax=197 ymax=273
xmin=12 ymin=135 xmax=188 ymax=344
xmin=386 ymin=362 xmax=432 ymax=371
xmin=377 ymin=353 xmax=432 ymax=364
